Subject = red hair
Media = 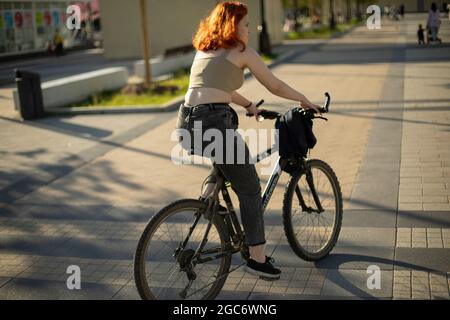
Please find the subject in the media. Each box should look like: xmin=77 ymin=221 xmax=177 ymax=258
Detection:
xmin=193 ymin=1 xmax=248 ymax=52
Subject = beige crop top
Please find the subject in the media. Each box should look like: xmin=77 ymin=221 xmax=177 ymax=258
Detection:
xmin=189 ymin=49 xmax=244 ymax=93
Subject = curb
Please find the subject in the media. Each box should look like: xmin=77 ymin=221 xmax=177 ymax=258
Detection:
xmin=45 ymin=95 xmax=182 ymax=115
xmin=45 ymin=23 xmax=362 ymax=116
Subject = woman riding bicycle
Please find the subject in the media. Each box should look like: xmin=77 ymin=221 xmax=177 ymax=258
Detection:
xmin=176 ymin=1 xmax=320 ymax=279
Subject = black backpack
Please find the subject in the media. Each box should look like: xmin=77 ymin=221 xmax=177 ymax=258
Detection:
xmin=275 ymin=108 xmax=317 ymax=171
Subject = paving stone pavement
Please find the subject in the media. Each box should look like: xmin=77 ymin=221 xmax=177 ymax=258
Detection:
xmin=0 ymin=14 xmax=449 ymax=300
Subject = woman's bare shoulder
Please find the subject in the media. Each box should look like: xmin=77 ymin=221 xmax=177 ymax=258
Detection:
xmin=230 ymin=43 xmax=257 ymax=56
xmin=228 ymin=44 xmax=258 ymax=66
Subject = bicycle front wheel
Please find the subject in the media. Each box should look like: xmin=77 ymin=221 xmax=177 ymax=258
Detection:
xmin=283 ymin=159 xmax=343 ymax=261
xmin=134 ymin=199 xmax=231 ymax=300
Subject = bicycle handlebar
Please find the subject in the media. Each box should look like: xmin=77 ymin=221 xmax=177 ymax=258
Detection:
xmin=246 ymin=92 xmax=331 ymax=120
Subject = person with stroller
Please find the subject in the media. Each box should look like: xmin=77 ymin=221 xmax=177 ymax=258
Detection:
xmin=427 ymin=3 xmax=442 ymax=44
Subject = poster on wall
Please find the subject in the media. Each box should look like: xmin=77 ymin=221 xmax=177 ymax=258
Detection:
xmin=35 ymin=11 xmax=43 ymax=26
xmin=24 ymin=12 xmax=32 ymax=28
xmin=52 ymin=11 xmax=60 ymax=27
xmin=44 ymin=11 xmax=51 ymax=26
xmin=15 ymin=12 xmax=23 ymax=28
xmin=4 ymin=11 xmax=13 ymax=29
xmin=60 ymin=11 xmax=66 ymax=25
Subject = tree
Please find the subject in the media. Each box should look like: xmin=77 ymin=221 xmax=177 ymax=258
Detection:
xmin=346 ymin=0 xmax=352 ymax=23
xmin=139 ymin=0 xmax=152 ymax=87
xmin=328 ymin=0 xmax=336 ymax=30
xmin=309 ymin=0 xmax=315 ymax=20
xmin=356 ymin=0 xmax=363 ymax=21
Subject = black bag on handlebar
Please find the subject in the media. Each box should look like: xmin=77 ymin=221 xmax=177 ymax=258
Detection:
xmin=275 ymin=108 xmax=317 ymax=167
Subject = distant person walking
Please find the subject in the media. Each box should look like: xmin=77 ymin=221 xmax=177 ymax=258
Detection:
xmin=417 ymin=24 xmax=425 ymax=45
xmin=427 ymin=3 xmax=442 ymax=43
xmin=400 ymin=4 xmax=405 ymax=18
xmin=384 ymin=5 xmax=390 ymax=18
xmin=391 ymin=5 xmax=399 ymax=21
xmin=53 ymin=29 xmax=65 ymax=56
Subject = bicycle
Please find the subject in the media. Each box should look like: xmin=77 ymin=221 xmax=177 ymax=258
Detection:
xmin=134 ymin=92 xmax=343 ymax=300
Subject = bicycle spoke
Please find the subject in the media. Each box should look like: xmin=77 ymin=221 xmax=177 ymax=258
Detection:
xmin=138 ymin=204 xmax=230 ymax=300
xmin=154 ymin=263 xmax=181 ymax=297
xmin=184 ymin=262 xmax=246 ymax=299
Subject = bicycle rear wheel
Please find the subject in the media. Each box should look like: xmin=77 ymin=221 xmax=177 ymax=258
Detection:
xmin=134 ymin=199 xmax=231 ymax=300
xmin=282 ymin=159 xmax=343 ymax=261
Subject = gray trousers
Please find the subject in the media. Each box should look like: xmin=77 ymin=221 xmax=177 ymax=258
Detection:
xmin=175 ymin=103 xmax=266 ymax=246
xmin=430 ymin=26 xmax=439 ymax=41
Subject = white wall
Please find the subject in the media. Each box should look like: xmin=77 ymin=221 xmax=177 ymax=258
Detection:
xmin=100 ymin=0 xmax=284 ymax=60
xmin=13 ymin=67 xmax=129 ymax=109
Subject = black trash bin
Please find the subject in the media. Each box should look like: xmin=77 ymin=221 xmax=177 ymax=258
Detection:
xmin=15 ymin=69 xmax=45 ymax=120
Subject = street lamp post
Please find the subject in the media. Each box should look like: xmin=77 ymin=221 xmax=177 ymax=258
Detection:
xmin=259 ymin=0 xmax=272 ymax=56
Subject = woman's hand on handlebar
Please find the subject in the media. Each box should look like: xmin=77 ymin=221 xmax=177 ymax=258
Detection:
xmin=246 ymin=103 xmax=263 ymax=122
xmin=299 ymin=99 xmax=321 ymax=114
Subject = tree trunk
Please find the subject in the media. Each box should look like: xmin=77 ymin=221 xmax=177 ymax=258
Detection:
xmin=139 ymin=0 xmax=152 ymax=87
xmin=346 ymin=0 xmax=351 ymax=23
xmin=329 ymin=0 xmax=336 ymax=29
xmin=293 ymin=0 xmax=300 ymax=32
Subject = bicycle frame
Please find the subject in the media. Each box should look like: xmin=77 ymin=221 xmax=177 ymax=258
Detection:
xmin=254 ymin=148 xmax=324 ymax=214
xmin=177 ymin=145 xmax=325 ymax=268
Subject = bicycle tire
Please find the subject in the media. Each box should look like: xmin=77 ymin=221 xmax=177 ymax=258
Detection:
xmin=282 ymin=159 xmax=343 ymax=261
xmin=134 ymin=199 xmax=232 ymax=300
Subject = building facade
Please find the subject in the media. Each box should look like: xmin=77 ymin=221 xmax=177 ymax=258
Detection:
xmin=376 ymin=0 xmax=448 ymax=12
xmin=0 ymin=0 xmax=99 ymax=57
xmin=100 ymin=0 xmax=284 ymax=60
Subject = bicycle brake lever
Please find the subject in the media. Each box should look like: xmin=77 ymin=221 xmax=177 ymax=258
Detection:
xmin=255 ymin=99 xmax=264 ymax=108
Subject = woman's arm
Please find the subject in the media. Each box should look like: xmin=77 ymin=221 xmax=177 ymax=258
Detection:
xmin=231 ymin=90 xmax=262 ymax=121
xmin=242 ymin=47 xmax=319 ymax=111
xmin=231 ymin=91 xmax=252 ymax=108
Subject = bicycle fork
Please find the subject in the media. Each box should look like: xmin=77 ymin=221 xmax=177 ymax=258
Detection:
xmin=295 ymin=164 xmax=324 ymax=213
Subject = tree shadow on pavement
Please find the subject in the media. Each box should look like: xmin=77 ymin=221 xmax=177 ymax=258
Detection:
xmin=1 ymin=115 xmax=113 ymax=140
xmin=315 ymin=253 xmax=440 ymax=299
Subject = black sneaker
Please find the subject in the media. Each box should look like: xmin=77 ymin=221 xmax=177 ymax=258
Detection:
xmin=244 ymin=255 xmax=281 ymax=280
